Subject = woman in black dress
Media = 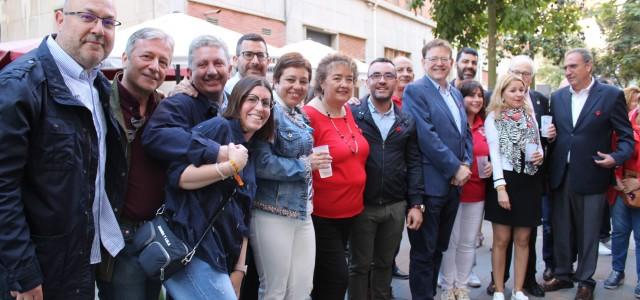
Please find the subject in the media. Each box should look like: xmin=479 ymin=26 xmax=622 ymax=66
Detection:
xmin=484 ymin=73 xmax=544 ymax=300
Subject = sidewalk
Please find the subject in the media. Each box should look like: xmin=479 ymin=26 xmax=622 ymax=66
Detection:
xmin=391 ymin=220 xmax=638 ymax=300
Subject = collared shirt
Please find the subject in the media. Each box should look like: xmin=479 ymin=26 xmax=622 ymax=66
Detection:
xmin=367 ymin=96 xmax=396 ymax=141
xmin=46 ymin=36 xmax=124 ymax=263
xmin=570 ymin=77 xmax=595 ymax=126
xmin=426 ymin=75 xmax=462 ymax=133
xmin=224 ymin=72 xmax=241 ymax=95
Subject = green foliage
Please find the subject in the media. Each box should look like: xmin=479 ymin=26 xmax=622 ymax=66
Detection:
xmin=408 ymin=0 xmax=426 ymax=16
xmin=536 ymin=63 xmax=565 ymax=89
xmin=593 ymin=0 xmax=640 ymax=87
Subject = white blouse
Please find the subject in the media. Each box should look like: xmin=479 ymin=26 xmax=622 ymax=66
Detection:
xmin=485 ymin=111 xmax=544 ymax=188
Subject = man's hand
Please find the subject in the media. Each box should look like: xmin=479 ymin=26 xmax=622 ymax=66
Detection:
xmin=346 ymin=97 xmax=360 ymax=105
xmin=11 ymin=285 xmax=43 ymax=300
xmin=168 ymin=79 xmax=197 ymax=98
xmin=406 ymin=207 xmax=423 ymax=230
xmin=230 ymin=271 xmax=244 ymax=298
xmin=546 ymin=123 xmax=557 ymax=140
xmin=594 ymin=151 xmax=617 ymax=168
xmin=452 ymin=164 xmax=472 ymax=186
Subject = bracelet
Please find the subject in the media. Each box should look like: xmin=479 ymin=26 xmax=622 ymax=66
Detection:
xmin=493 ymin=178 xmax=504 ymax=182
xmin=234 ymin=264 xmax=248 ymax=275
xmin=229 ymin=159 xmax=240 ymax=174
xmin=214 ymin=163 xmax=228 ymax=179
xmin=496 ymin=185 xmax=506 ymax=192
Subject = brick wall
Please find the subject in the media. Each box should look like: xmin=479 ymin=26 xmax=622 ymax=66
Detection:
xmin=338 ymin=34 xmax=366 ymax=61
xmin=186 ymin=1 xmax=286 ymax=47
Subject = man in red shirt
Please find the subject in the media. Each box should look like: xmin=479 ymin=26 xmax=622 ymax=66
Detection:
xmin=96 ymin=27 xmax=174 ymax=300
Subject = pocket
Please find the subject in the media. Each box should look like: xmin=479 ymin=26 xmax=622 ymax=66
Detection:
xmin=275 ymin=129 xmax=302 ymax=156
xmin=34 ymin=120 xmax=78 ymax=171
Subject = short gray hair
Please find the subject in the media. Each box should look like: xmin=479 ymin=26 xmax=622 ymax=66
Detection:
xmin=565 ymin=48 xmax=593 ymax=64
xmin=188 ymin=35 xmax=231 ymax=70
xmin=124 ymin=27 xmax=175 ymax=57
xmin=510 ymin=55 xmax=535 ymax=75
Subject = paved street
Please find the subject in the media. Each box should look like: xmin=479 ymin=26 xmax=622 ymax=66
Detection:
xmin=391 ymin=220 xmax=639 ymax=300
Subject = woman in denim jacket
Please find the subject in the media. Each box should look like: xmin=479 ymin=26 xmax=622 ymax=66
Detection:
xmin=250 ymin=53 xmax=331 ymax=299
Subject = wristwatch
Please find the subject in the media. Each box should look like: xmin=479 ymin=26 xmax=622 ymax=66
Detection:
xmin=411 ymin=204 xmax=425 ymax=213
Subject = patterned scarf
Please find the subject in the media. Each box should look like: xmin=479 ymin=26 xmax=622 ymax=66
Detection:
xmin=495 ymin=108 xmax=540 ymax=175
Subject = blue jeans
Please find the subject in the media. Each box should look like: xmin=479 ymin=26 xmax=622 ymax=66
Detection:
xmin=96 ymin=230 xmax=162 ymax=300
xmin=611 ymin=196 xmax=640 ymax=277
xmin=164 ymin=257 xmax=236 ymax=300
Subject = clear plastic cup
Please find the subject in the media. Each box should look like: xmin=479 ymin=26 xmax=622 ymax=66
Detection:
xmin=312 ymin=145 xmax=332 ymax=178
xmin=477 ymin=156 xmax=490 ymax=179
xmin=540 ymin=115 xmax=552 ymax=138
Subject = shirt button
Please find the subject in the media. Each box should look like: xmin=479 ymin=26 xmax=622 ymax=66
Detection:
xmin=75 ymin=289 xmax=80 ymax=294
xmin=121 ymin=172 xmax=126 ymax=177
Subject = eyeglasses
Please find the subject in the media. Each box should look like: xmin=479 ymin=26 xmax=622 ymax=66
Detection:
xmin=241 ymin=51 xmax=269 ymax=61
xmin=64 ymin=11 xmax=122 ymax=28
xmin=245 ymin=94 xmax=274 ymax=109
xmin=425 ymin=56 xmax=450 ymax=63
xmin=510 ymin=69 xmax=533 ymax=77
xmin=368 ymin=72 xmax=397 ymax=81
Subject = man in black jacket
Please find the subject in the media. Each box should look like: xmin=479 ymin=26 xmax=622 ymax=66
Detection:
xmin=348 ymin=58 xmax=424 ymax=300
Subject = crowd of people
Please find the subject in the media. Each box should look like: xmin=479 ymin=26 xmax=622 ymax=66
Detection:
xmin=1 ymin=1 xmax=640 ymax=300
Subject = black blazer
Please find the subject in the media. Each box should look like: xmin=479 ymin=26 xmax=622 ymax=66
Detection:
xmin=548 ymin=80 xmax=634 ymax=194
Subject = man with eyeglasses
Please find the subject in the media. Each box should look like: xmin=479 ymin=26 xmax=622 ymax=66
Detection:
xmin=402 ymin=39 xmax=473 ymax=300
xmin=0 ymin=0 xmax=127 ymax=299
xmin=224 ymin=33 xmax=270 ymax=94
xmin=347 ymin=57 xmax=424 ymax=300
xmin=94 ymin=27 xmax=174 ymax=300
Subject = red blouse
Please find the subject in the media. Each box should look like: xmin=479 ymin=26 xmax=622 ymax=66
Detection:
xmin=304 ymin=105 xmax=369 ymax=218
xmin=461 ymin=115 xmax=490 ymax=202
xmin=608 ymin=108 xmax=640 ymax=205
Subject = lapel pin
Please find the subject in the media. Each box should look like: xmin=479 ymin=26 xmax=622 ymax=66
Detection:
xmin=595 ymin=110 xmax=602 ymax=117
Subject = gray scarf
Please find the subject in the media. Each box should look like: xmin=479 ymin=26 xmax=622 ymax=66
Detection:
xmin=495 ymin=108 xmax=540 ymax=175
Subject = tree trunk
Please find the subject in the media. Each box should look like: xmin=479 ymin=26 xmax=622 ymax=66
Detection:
xmin=488 ymin=0 xmax=497 ymax=89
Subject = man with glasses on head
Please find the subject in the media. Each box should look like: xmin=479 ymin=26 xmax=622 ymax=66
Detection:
xmin=224 ymin=33 xmax=270 ymax=94
xmin=403 ymin=39 xmax=473 ymax=300
xmin=95 ymin=27 xmax=174 ymax=300
xmin=0 ymin=0 xmax=127 ymax=299
xmin=348 ymin=58 xmax=424 ymax=300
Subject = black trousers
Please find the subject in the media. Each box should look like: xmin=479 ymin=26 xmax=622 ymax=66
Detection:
xmin=311 ymin=215 xmax=355 ymax=300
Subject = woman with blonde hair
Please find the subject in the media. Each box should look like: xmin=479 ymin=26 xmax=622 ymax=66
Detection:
xmin=484 ymin=74 xmax=544 ymax=300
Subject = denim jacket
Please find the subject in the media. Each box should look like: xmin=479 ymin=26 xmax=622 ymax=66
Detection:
xmin=252 ymin=101 xmax=314 ymax=220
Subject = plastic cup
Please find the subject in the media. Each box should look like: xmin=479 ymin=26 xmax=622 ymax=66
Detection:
xmin=477 ymin=156 xmax=490 ymax=179
xmin=525 ymin=143 xmax=539 ymax=162
xmin=312 ymin=145 xmax=332 ymax=178
xmin=540 ymin=115 xmax=552 ymax=138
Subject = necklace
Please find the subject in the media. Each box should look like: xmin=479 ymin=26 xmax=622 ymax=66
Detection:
xmin=326 ymin=111 xmax=359 ymax=154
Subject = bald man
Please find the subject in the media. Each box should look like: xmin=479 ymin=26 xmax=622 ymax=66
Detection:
xmin=391 ymin=56 xmax=415 ymax=110
xmin=0 ymin=0 xmax=127 ymax=299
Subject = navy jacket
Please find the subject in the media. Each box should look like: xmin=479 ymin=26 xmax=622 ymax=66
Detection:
xmin=0 ymin=37 xmax=126 ymax=292
xmin=548 ymin=80 xmax=634 ymax=193
xmin=164 ymin=118 xmax=255 ymax=274
xmin=402 ymin=76 xmax=473 ymax=197
xmin=351 ymin=97 xmax=424 ymax=206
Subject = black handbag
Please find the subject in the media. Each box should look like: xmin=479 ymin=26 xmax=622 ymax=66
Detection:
xmin=132 ymin=191 xmax=235 ymax=281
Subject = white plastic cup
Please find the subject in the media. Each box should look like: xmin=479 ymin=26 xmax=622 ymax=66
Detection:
xmin=312 ymin=145 xmax=332 ymax=178
xmin=525 ymin=143 xmax=539 ymax=162
xmin=540 ymin=115 xmax=553 ymax=138
xmin=477 ymin=156 xmax=490 ymax=179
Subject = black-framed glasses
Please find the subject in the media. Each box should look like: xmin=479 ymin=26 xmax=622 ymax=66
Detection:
xmin=64 ymin=11 xmax=122 ymax=28
xmin=245 ymin=94 xmax=274 ymax=109
xmin=241 ymin=51 xmax=268 ymax=61
xmin=368 ymin=72 xmax=397 ymax=81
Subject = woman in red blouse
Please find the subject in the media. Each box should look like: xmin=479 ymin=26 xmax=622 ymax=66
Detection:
xmin=440 ymin=80 xmax=492 ymax=300
xmin=303 ymin=53 xmax=369 ymax=299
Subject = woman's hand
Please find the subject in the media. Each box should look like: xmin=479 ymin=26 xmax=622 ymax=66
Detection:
xmin=622 ymin=178 xmax=640 ymax=194
xmin=497 ymin=189 xmax=511 ymax=211
xmin=531 ymin=150 xmax=544 ymax=166
xmin=230 ymin=271 xmax=244 ymax=298
xmin=308 ymin=151 xmax=332 ymax=171
xmin=615 ymin=177 xmax=625 ymax=191
xmin=483 ymin=161 xmax=493 ymax=178
xmin=227 ymin=143 xmax=248 ymax=171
